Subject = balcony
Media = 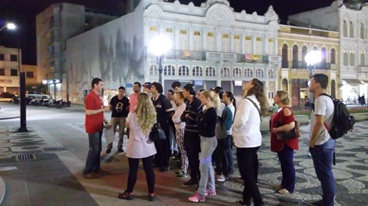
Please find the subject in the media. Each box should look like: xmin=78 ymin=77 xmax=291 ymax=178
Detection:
xmin=283 ymin=60 xmax=336 ymax=70
xmin=165 ymin=50 xmax=206 ymax=61
xmin=358 ymin=66 xmax=368 ymax=74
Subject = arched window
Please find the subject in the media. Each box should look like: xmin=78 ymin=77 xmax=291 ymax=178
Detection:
xmin=349 ymin=21 xmax=354 ymax=38
xmin=343 ymin=50 xmax=349 ymax=66
xmin=233 ymin=68 xmax=241 ymax=77
xmin=255 ymin=69 xmax=264 ymax=78
xmin=302 ymin=46 xmax=308 ymax=66
xmin=268 ymin=69 xmax=274 ymax=78
xmin=178 ymin=66 xmax=189 ymax=76
xmin=150 ymin=65 xmax=157 ymax=76
xmin=282 ymin=79 xmax=288 ymax=91
xmin=361 ymin=23 xmax=366 ymax=39
xmin=321 ymin=48 xmax=327 ymax=69
xmin=292 ymin=45 xmax=298 ymax=68
xmin=361 ymin=50 xmax=366 ymax=66
xmin=331 ymin=48 xmax=336 ymax=64
xmin=350 ymin=51 xmax=355 ymax=66
xmin=206 ymin=67 xmax=216 ymax=77
xmin=192 ymin=66 xmax=203 ymax=76
xmin=164 ymin=65 xmax=175 ymax=76
xmin=244 ymin=68 xmax=253 ymax=78
xmin=343 ymin=20 xmax=348 ymax=37
xmin=331 ymin=80 xmax=336 ymax=99
xmin=221 ymin=67 xmax=230 ymax=77
xmin=282 ymin=44 xmax=288 ymax=68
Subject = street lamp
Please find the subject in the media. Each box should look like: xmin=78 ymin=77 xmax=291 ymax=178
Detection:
xmin=149 ymin=36 xmax=172 ymax=83
xmin=0 ymin=23 xmax=16 ymax=32
xmin=305 ymin=50 xmax=322 ymax=103
xmin=0 ymin=22 xmax=27 ymax=132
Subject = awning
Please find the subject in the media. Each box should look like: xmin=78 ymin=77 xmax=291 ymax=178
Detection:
xmin=343 ymin=79 xmax=365 ymax=86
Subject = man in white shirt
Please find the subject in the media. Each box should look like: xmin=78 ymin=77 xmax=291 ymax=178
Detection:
xmin=308 ymin=73 xmax=335 ymax=206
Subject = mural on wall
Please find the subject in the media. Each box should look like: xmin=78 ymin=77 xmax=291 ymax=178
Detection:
xmin=67 ymin=28 xmax=145 ymax=104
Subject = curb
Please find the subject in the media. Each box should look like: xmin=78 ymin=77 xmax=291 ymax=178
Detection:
xmin=0 ymin=176 xmax=5 ymax=204
xmin=0 ymin=116 xmax=19 ymax=120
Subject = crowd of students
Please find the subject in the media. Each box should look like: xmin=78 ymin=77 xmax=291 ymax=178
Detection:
xmin=84 ymin=73 xmax=336 ymax=206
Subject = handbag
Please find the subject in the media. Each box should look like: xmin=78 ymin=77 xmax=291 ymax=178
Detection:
xmin=276 ymin=120 xmax=300 ymax=141
xmin=149 ymin=122 xmax=166 ymax=142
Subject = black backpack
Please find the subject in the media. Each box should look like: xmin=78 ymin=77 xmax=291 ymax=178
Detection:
xmin=320 ymin=94 xmax=355 ymax=139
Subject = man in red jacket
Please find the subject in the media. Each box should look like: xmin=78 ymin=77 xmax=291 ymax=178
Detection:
xmin=83 ymin=78 xmax=111 ymax=179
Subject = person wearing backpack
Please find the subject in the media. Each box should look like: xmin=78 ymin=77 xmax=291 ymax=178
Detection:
xmin=308 ymin=74 xmax=335 ymax=206
xmin=270 ymin=91 xmax=299 ymax=195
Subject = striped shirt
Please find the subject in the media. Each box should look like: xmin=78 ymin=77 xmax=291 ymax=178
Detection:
xmin=181 ymin=96 xmax=201 ymax=133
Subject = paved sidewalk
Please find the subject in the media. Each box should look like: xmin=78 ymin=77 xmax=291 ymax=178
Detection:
xmin=0 ymin=102 xmax=368 ymax=205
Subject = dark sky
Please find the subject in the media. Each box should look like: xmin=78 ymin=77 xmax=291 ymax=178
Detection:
xmin=0 ymin=0 xmax=335 ymax=65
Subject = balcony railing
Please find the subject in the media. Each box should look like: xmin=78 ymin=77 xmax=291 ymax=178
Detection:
xmin=282 ymin=60 xmax=335 ymax=70
xmin=358 ymin=66 xmax=368 ymax=73
xmin=160 ymin=49 xmax=269 ymax=63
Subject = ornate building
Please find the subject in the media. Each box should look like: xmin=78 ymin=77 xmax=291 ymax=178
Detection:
xmin=278 ymin=25 xmax=339 ymax=107
xmin=289 ymin=0 xmax=368 ymax=104
xmin=65 ymin=0 xmax=280 ymax=104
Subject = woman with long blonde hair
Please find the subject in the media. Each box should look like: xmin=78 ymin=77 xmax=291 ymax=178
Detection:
xmin=118 ymin=93 xmax=157 ymax=201
xmin=188 ymin=90 xmax=220 ymax=203
xmin=270 ymin=91 xmax=298 ymax=194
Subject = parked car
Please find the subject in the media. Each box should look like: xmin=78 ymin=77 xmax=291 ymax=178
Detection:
xmin=0 ymin=92 xmax=15 ymax=99
xmin=26 ymin=91 xmax=51 ymax=100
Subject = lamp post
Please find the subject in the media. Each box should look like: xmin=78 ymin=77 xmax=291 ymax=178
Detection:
xmin=305 ymin=51 xmax=322 ymax=103
xmin=0 ymin=22 xmax=27 ymax=132
xmin=149 ymin=36 xmax=172 ymax=83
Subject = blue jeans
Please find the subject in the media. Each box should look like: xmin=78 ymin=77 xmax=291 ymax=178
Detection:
xmin=198 ymin=136 xmax=218 ymax=196
xmin=277 ymin=144 xmax=295 ymax=192
xmin=83 ymin=131 xmax=102 ymax=174
xmin=309 ymin=138 xmax=336 ymax=206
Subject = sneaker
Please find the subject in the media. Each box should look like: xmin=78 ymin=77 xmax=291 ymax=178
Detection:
xmin=278 ymin=188 xmax=290 ymax=194
xmin=205 ymin=189 xmax=216 ymax=196
xmin=182 ymin=179 xmax=198 ymax=186
xmin=272 ymin=184 xmax=282 ymax=191
xmin=188 ymin=192 xmax=205 ymax=202
xmin=117 ymin=148 xmax=124 ymax=153
xmin=106 ymin=148 xmax=112 ymax=154
xmin=217 ymin=175 xmax=229 ymax=182
xmin=175 ymin=170 xmax=181 ymax=175
xmin=118 ymin=191 xmax=133 ymax=200
xmin=308 ymin=200 xmax=324 ymax=206
xmin=148 ymin=193 xmax=155 ymax=201
xmin=176 ymin=171 xmax=188 ymax=177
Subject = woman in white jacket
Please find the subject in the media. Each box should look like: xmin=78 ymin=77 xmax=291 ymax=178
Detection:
xmin=232 ymin=78 xmax=268 ymax=206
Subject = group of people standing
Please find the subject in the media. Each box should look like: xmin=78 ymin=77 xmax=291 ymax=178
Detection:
xmin=83 ymin=73 xmax=336 ymax=206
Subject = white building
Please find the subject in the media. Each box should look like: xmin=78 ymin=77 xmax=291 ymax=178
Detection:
xmin=0 ymin=46 xmax=21 ymax=94
xmin=65 ymin=0 xmax=281 ymax=104
xmin=289 ymin=0 xmax=368 ymax=103
xmin=36 ymin=3 xmax=117 ymax=100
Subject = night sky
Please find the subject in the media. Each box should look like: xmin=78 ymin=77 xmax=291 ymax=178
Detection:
xmin=0 ymin=0 xmax=335 ymax=65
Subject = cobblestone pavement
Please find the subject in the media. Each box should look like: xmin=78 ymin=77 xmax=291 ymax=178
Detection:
xmin=0 ymin=103 xmax=367 ymax=205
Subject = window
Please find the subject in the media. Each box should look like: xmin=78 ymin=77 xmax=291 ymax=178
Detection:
xmin=206 ymin=67 xmax=216 ymax=77
xmin=26 ymin=71 xmax=34 ymax=78
xmin=331 ymin=48 xmax=336 ymax=64
xmin=292 ymin=45 xmax=298 ymax=68
xmin=321 ymin=48 xmax=327 ymax=68
xmin=349 ymin=21 xmax=354 ymax=38
xmin=350 ymin=51 xmax=355 ymax=66
xmin=0 ymin=69 xmax=4 ymax=75
xmin=233 ymin=68 xmax=241 ymax=77
xmin=234 ymin=35 xmax=240 ymax=39
xmin=245 ymin=36 xmax=252 ymax=54
xmin=180 ymin=30 xmax=187 ymax=34
xmin=207 ymin=32 xmax=215 ymax=51
xmin=255 ymin=37 xmax=262 ymax=55
xmin=178 ymin=66 xmax=189 ymax=76
xmin=268 ymin=39 xmax=274 ymax=55
xmin=10 ymin=55 xmax=17 ymax=62
xmin=0 ymin=54 xmax=4 ymax=61
xmin=222 ymin=34 xmax=230 ymax=52
xmin=268 ymin=70 xmax=274 ymax=78
xmin=164 ymin=65 xmax=175 ymax=76
xmin=194 ymin=31 xmax=201 ymax=36
xmin=343 ymin=20 xmax=348 ymax=37
xmin=343 ymin=50 xmax=349 ymax=66
xmin=361 ymin=51 xmax=366 ymax=66
xmin=166 ymin=28 xmax=173 ymax=33
xmin=361 ymin=23 xmax=366 ymax=39
xmin=11 ymin=69 xmax=18 ymax=76
xmin=149 ymin=26 xmax=157 ymax=31
xmin=302 ymin=46 xmax=308 ymax=65
xmin=255 ymin=69 xmax=264 ymax=78
xmin=150 ymin=65 xmax=157 ymax=76
xmin=282 ymin=44 xmax=288 ymax=68
xmin=221 ymin=67 xmax=230 ymax=77
xmin=192 ymin=66 xmax=203 ymax=76
xmin=244 ymin=68 xmax=253 ymax=78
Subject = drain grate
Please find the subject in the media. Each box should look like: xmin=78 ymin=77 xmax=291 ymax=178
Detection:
xmin=15 ymin=154 xmax=36 ymax=161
